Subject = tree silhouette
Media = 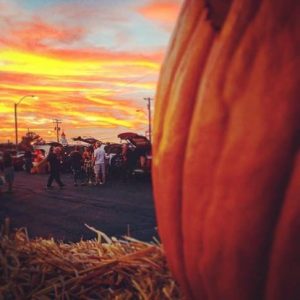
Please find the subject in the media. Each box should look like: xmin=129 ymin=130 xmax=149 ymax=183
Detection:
xmin=18 ymin=132 xmax=45 ymax=150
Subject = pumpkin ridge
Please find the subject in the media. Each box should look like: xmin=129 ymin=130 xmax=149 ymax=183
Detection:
xmin=181 ymin=1 xmax=275 ymax=299
xmin=153 ymin=0 xmax=300 ymax=298
xmin=178 ymin=3 xmax=251 ymax=298
xmin=184 ymin=107 xmax=230 ymax=300
xmin=204 ymin=134 xmax=298 ymax=300
xmin=263 ymin=143 xmax=300 ymax=294
xmin=211 ymin=0 xmax=262 ymax=101
xmin=193 ymin=2 xmax=296 ymax=285
xmin=153 ymin=9 xmax=216 ymax=297
xmin=265 ymin=150 xmax=300 ymax=300
xmin=153 ymin=1 xmax=205 ymax=150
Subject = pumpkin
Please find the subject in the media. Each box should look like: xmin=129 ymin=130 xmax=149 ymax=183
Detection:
xmin=152 ymin=0 xmax=300 ymax=299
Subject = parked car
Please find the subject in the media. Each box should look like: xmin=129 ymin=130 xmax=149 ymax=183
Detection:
xmin=0 ymin=150 xmax=25 ymax=171
xmin=117 ymin=132 xmax=152 ymax=176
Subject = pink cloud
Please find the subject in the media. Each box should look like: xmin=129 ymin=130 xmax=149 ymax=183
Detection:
xmin=0 ymin=19 xmax=164 ymax=63
xmin=137 ymin=0 xmax=183 ymax=30
xmin=0 ymin=18 xmax=85 ymax=52
xmin=0 ymin=0 xmax=172 ymax=142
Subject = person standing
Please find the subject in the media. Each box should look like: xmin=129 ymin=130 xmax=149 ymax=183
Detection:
xmin=46 ymin=147 xmax=64 ymax=189
xmin=70 ymin=146 xmax=83 ymax=186
xmin=1 ymin=151 xmax=14 ymax=193
xmin=121 ymin=143 xmax=135 ymax=182
xmin=121 ymin=143 xmax=129 ymax=182
xmin=24 ymin=149 xmax=33 ymax=173
xmin=93 ymin=142 xmax=106 ymax=185
xmin=83 ymin=147 xmax=93 ymax=185
xmin=82 ymin=147 xmax=91 ymax=161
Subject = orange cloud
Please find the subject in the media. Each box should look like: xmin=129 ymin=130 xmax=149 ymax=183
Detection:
xmin=0 ymin=0 xmax=180 ymax=143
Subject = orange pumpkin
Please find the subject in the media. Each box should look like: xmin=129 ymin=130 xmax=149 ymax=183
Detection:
xmin=153 ymin=0 xmax=300 ymax=299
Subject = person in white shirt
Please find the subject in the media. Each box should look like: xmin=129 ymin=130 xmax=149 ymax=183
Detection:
xmin=93 ymin=142 xmax=106 ymax=185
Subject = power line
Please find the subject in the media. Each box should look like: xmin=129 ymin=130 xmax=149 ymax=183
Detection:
xmin=98 ymin=72 xmax=155 ymax=95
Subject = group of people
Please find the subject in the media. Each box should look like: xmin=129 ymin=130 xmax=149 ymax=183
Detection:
xmin=0 ymin=141 xmax=145 ymax=194
xmin=45 ymin=141 xmax=107 ymax=189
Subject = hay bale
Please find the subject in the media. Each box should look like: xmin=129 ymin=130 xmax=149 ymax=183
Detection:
xmin=0 ymin=222 xmax=182 ymax=299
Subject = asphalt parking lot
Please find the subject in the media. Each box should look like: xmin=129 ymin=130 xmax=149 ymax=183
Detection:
xmin=0 ymin=171 xmax=157 ymax=242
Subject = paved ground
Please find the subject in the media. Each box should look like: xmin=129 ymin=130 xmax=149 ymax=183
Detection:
xmin=0 ymin=171 xmax=157 ymax=242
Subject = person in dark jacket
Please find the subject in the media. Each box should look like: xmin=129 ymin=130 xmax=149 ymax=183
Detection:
xmin=69 ymin=146 xmax=83 ymax=186
xmin=121 ymin=144 xmax=136 ymax=182
xmin=46 ymin=147 xmax=64 ymax=189
xmin=1 ymin=151 xmax=14 ymax=193
xmin=24 ymin=149 xmax=33 ymax=173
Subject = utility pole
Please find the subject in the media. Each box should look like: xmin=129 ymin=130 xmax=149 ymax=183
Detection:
xmin=14 ymin=103 xmax=18 ymax=145
xmin=143 ymin=97 xmax=152 ymax=143
xmin=14 ymin=94 xmax=38 ymax=146
xmin=53 ymin=119 xmax=62 ymax=143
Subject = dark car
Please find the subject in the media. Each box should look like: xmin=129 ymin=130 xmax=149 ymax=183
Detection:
xmin=117 ymin=132 xmax=152 ymax=176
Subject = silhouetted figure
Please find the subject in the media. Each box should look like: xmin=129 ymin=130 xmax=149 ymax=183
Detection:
xmin=121 ymin=144 xmax=135 ymax=182
xmin=2 ymin=151 xmax=14 ymax=193
xmin=83 ymin=147 xmax=93 ymax=185
xmin=46 ymin=147 xmax=64 ymax=189
xmin=69 ymin=146 xmax=83 ymax=186
xmin=24 ymin=149 xmax=33 ymax=173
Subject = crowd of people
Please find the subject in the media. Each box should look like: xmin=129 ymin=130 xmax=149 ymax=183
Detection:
xmin=0 ymin=141 xmax=145 ymax=194
xmin=42 ymin=141 xmax=123 ymax=189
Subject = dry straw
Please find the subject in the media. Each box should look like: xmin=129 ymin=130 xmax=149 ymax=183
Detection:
xmin=0 ymin=220 xmax=182 ymax=299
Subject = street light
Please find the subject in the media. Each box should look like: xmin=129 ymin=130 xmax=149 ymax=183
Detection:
xmin=143 ymin=97 xmax=152 ymax=143
xmin=14 ymin=95 xmax=38 ymax=146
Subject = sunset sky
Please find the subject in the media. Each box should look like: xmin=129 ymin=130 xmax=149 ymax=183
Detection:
xmin=0 ymin=0 xmax=182 ymax=143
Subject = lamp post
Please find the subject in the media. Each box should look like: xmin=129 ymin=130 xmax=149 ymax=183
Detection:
xmin=143 ymin=97 xmax=152 ymax=143
xmin=14 ymin=95 xmax=38 ymax=146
